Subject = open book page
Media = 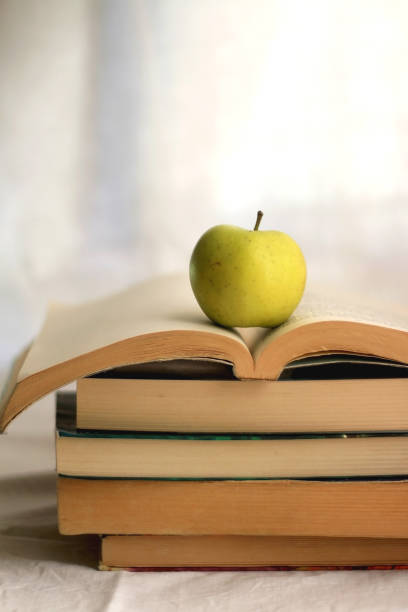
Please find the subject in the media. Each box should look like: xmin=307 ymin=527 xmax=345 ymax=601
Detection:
xmin=0 ymin=346 xmax=31 ymax=416
xmin=0 ymin=274 xmax=254 ymax=431
xmin=236 ymin=327 xmax=270 ymax=357
xmin=247 ymin=285 xmax=408 ymax=380
xmin=253 ymin=284 xmax=408 ymax=363
xmin=17 ymin=274 xmax=245 ymax=383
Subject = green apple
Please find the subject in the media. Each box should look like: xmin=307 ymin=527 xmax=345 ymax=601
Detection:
xmin=189 ymin=211 xmax=306 ymax=327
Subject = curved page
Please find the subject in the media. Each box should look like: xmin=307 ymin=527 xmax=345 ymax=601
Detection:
xmin=0 ymin=275 xmax=252 ymax=431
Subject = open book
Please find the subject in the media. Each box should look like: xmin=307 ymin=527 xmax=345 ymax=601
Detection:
xmin=1 ymin=273 xmax=408 ymax=431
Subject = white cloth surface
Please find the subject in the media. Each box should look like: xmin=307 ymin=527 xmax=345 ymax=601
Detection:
xmin=1 ymin=395 xmax=408 ymax=611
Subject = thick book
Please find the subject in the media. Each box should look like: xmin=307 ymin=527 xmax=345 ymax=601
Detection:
xmin=99 ymin=535 xmax=408 ymax=569
xmin=2 ymin=273 xmax=408 ymax=431
xmin=77 ymin=376 xmax=408 ymax=433
xmin=56 ymin=393 xmax=408 ymax=479
xmin=57 ymin=477 xmax=408 ymax=538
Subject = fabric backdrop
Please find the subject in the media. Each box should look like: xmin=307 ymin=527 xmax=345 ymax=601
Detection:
xmin=1 ymin=0 xmax=408 ymax=364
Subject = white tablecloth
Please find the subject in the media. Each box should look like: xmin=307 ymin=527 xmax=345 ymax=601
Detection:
xmin=1 ymin=393 xmax=408 ymax=612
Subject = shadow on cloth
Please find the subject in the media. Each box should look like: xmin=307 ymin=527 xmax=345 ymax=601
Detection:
xmin=0 ymin=471 xmax=98 ymax=568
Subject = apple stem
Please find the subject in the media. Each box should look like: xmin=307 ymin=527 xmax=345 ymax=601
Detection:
xmin=253 ymin=210 xmax=263 ymax=231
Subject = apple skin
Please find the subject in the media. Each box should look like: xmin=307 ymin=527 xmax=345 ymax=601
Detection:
xmin=189 ymin=224 xmax=306 ymax=327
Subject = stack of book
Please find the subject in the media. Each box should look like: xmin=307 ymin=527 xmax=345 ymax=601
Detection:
xmin=56 ymin=367 xmax=408 ymax=571
xmin=2 ymin=275 xmax=408 ymax=570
